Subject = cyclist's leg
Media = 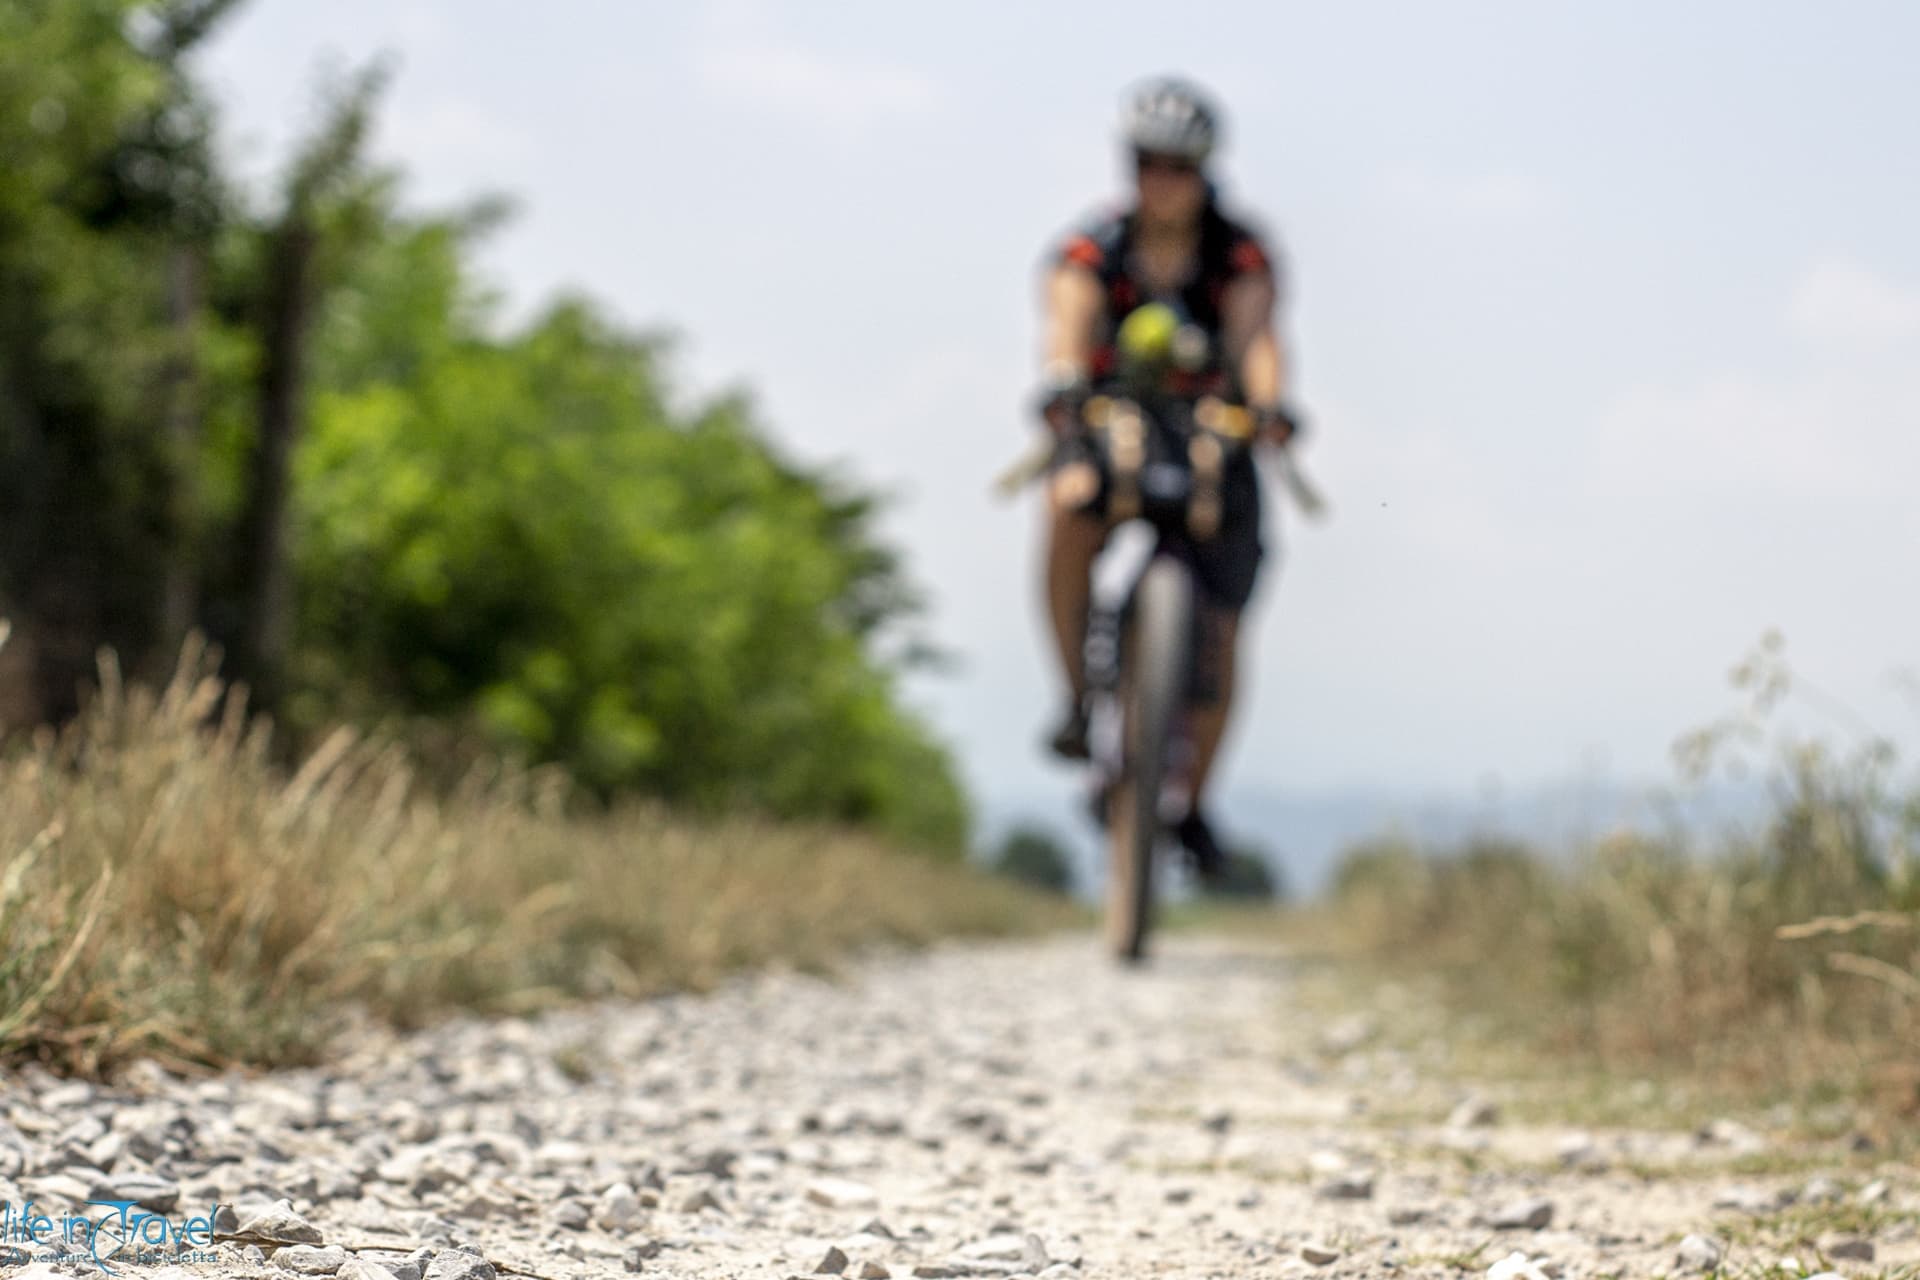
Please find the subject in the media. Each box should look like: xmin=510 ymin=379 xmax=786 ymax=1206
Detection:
xmin=1045 ymin=463 xmax=1105 ymax=692
xmin=1188 ymin=606 xmax=1240 ymax=798
xmin=1043 ymin=454 xmax=1108 ymax=755
xmin=1046 ymin=509 xmax=1105 ymax=694
xmin=1184 ymin=458 xmax=1265 ymax=826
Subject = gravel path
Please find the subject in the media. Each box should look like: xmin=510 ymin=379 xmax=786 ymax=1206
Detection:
xmin=2 ymin=935 xmax=1914 ymax=1280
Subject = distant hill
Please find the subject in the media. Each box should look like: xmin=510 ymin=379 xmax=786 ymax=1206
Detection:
xmin=977 ymin=775 xmax=1769 ymax=902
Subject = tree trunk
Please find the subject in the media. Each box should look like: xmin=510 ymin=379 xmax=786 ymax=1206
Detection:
xmin=0 ymin=346 xmax=74 ymax=724
xmin=232 ymin=215 xmax=317 ymax=709
xmin=155 ymin=243 xmax=203 ymax=672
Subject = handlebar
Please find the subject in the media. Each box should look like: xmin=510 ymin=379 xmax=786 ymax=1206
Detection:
xmin=991 ymin=394 xmax=1327 ymax=520
xmin=1192 ymin=397 xmax=1259 ymax=442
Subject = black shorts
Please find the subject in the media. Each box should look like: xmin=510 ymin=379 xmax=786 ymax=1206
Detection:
xmin=1192 ymin=455 xmax=1265 ymax=612
xmin=1052 ymin=442 xmax=1266 ymax=612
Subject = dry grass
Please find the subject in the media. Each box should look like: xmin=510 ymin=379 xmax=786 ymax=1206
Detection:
xmin=1315 ymin=763 xmax=1920 ymax=1115
xmin=1310 ymin=638 xmax=1920 ymax=1118
xmin=0 ymin=635 xmax=1060 ymax=1075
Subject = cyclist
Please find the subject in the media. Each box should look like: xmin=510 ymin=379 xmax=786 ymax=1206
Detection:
xmin=1034 ymin=76 xmax=1300 ymax=877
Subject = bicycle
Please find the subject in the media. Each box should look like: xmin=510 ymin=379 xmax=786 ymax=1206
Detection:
xmin=996 ymin=390 xmax=1321 ymax=961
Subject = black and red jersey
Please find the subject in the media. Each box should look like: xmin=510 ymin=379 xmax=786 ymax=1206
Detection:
xmin=1049 ymin=200 xmax=1281 ymax=393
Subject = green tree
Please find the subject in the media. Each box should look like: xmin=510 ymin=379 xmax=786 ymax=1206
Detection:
xmin=0 ymin=0 xmax=375 ymax=715
xmin=291 ymin=216 xmax=966 ymax=847
xmin=0 ymin=0 xmax=968 ymax=853
xmin=226 ymin=60 xmax=389 ymax=705
xmin=992 ymin=824 xmax=1077 ymax=894
xmin=0 ymin=0 xmax=225 ymax=715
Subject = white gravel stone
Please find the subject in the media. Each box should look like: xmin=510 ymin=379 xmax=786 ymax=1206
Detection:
xmin=1696 ymin=1118 xmax=1766 ymax=1153
xmin=23 ymin=1172 xmax=95 ymax=1203
xmin=1711 ymin=1184 xmax=1786 ymax=1214
xmin=423 ymin=1253 xmax=497 ymax=1280
xmin=1020 ymin=1234 xmax=1049 ymax=1271
xmin=806 ymin=1178 xmax=880 ymax=1210
xmin=1318 ymin=1013 xmax=1377 ymax=1055
xmin=1448 ymin=1095 xmax=1500 ymax=1128
xmin=1300 ymin=1242 xmax=1341 ymax=1265
xmin=103 ymin=1169 xmax=181 ymax=1211
xmin=674 ymin=1184 xmax=722 ymax=1214
xmin=1486 ymin=1251 xmax=1552 ymax=1280
xmin=1317 ymin=1170 xmax=1375 ymax=1200
xmin=958 ymin=1234 xmax=1030 ymax=1261
xmin=275 ymin=1244 xmax=351 ymax=1274
xmin=1488 ymin=1198 xmax=1554 ymax=1230
xmin=1800 ymin=1175 xmax=1843 ymax=1204
xmin=1554 ymin=1132 xmax=1604 ymax=1169
xmin=86 ymin=1130 xmax=127 ymax=1170
xmin=597 ymin=1182 xmax=642 ymax=1230
xmin=238 ymin=1199 xmax=326 ymax=1245
xmin=338 ymin=1260 xmax=403 ymax=1280
xmin=1306 ymin=1149 xmax=1348 ymax=1175
xmin=1675 ymin=1234 xmax=1724 ymax=1271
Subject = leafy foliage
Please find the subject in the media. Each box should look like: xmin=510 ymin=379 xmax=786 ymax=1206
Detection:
xmin=0 ymin=1 xmax=967 ymax=849
xmin=293 ymin=224 xmax=966 ymax=844
xmin=0 ymin=0 xmax=219 ymax=710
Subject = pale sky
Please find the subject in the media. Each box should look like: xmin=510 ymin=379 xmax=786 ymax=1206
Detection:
xmin=199 ymin=1 xmax=1920 ymax=821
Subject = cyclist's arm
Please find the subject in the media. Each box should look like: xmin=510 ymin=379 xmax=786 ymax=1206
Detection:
xmin=1221 ymin=270 xmax=1288 ymax=410
xmin=1043 ymin=263 xmax=1105 ymax=381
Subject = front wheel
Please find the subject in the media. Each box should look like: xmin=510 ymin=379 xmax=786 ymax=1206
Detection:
xmin=1105 ymin=556 xmax=1193 ymax=963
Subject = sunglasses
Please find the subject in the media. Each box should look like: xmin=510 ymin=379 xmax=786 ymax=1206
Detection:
xmin=1134 ymin=150 xmax=1202 ymax=177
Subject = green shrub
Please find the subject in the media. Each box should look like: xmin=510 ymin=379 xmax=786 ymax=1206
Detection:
xmin=1205 ymin=846 xmax=1285 ymax=901
xmin=992 ymin=824 xmax=1077 ymax=895
xmin=290 ymin=223 xmax=967 ymax=848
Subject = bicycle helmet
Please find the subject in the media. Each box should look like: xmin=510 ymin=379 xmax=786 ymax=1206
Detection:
xmin=1122 ymin=77 xmax=1220 ymax=163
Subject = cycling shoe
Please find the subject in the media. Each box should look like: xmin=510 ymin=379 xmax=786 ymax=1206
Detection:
xmin=1046 ymin=698 xmax=1092 ymax=761
xmin=1177 ymin=805 xmax=1228 ymax=880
